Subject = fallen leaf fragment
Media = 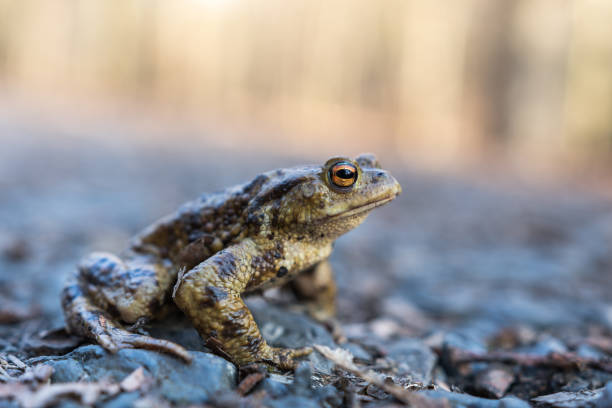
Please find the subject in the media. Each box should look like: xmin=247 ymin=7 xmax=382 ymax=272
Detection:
xmin=473 ymin=366 xmax=514 ymax=399
xmin=532 ymin=388 xmax=604 ymax=407
xmin=24 ymin=328 xmax=83 ymax=355
xmin=0 ymin=380 xmax=121 ymax=408
xmin=120 ymin=367 xmax=150 ymax=392
xmin=0 ymin=365 xmax=10 ymax=380
xmin=584 ymin=335 xmax=612 ymax=355
xmin=314 ymin=344 xmax=447 ymax=408
xmin=17 ymin=364 xmax=54 ymax=383
xmin=133 ymin=395 xmax=172 ymax=408
xmin=0 ymin=383 xmax=29 ymax=398
xmin=0 ymin=300 xmax=40 ymax=323
xmin=7 ymin=354 xmax=26 ymax=369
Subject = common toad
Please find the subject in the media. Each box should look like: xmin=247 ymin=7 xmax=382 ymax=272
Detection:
xmin=62 ymin=154 xmax=401 ymax=369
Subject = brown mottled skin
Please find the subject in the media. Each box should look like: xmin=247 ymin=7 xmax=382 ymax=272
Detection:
xmin=61 ymin=154 xmax=401 ymax=369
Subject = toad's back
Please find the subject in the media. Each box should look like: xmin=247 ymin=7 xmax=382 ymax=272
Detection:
xmin=131 ymin=173 xmax=268 ymax=263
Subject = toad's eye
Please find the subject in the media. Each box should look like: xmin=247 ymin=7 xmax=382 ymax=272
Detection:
xmin=329 ymin=162 xmax=358 ymax=189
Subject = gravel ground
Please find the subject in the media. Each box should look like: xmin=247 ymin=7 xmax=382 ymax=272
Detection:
xmin=1 ymin=119 xmax=612 ymax=407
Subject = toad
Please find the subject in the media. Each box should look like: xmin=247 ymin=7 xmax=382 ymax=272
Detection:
xmin=62 ymin=154 xmax=401 ymax=369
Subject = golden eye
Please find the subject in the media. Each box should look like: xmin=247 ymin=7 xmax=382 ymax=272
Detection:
xmin=329 ymin=162 xmax=357 ymax=188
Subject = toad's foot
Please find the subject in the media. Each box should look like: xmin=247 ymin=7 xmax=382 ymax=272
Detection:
xmin=62 ymin=283 xmax=192 ymax=363
xmin=259 ymin=345 xmax=313 ymax=370
xmin=96 ymin=325 xmax=193 ymax=363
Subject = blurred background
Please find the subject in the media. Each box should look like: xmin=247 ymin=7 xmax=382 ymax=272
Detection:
xmin=2 ymin=4 xmax=612 ymax=402
xmin=1 ymin=0 xmax=612 ymax=177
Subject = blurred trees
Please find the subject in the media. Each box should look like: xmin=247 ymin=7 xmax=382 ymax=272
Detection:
xmin=0 ymin=0 xmax=611 ymax=169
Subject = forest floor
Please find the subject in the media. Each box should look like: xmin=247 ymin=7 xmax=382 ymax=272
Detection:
xmin=1 ymin=115 xmax=612 ymax=407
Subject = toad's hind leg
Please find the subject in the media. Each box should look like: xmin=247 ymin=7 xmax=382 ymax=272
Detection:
xmin=61 ymin=252 xmax=192 ymax=362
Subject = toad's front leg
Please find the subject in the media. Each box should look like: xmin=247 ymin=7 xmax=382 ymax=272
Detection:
xmin=172 ymin=238 xmax=312 ymax=369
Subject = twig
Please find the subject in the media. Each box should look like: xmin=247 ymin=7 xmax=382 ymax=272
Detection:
xmin=0 ymin=380 xmax=121 ymax=408
xmin=7 ymin=354 xmax=26 ymax=370
xmin=448 ymin=348 xmax=612 ymax=373
xmin=236 ymin=372 xmax=266 ymax=396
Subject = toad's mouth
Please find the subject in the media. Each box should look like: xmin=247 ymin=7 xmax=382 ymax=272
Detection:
xmin=325 ymin=194 xmax=398 ymax=221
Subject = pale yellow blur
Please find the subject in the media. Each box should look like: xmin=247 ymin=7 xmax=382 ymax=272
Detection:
xmin=0 ymin=0 xmax=611 ymax=173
